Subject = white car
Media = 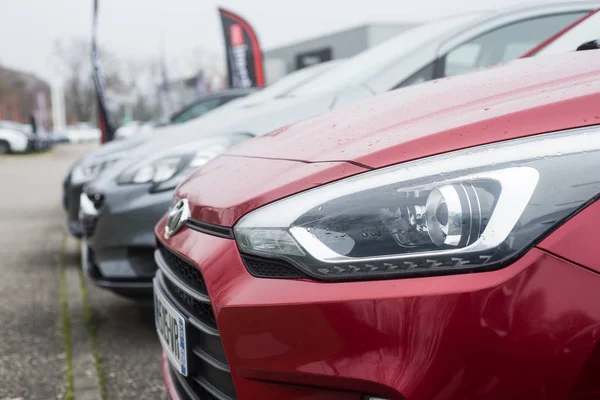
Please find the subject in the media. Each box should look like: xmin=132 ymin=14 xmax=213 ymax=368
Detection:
xmin=0 ymin=127 xmax=30 ymax=154
xmin=65 ymin=123 xmax=101 ymax=143
xmin=115 ymin=121 xmax=145 ymax=140
xmin=0 ymin=121 xmax=33 ymax=154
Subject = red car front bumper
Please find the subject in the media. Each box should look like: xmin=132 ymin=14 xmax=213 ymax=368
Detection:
xmin=158 ymin=217 xmax=600 ymax=400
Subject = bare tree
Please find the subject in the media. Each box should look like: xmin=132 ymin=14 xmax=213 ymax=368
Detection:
xmin=125 ymin=59 xmax=155 ymax=120
xmin=185 ymin=46 xmax=226 ymax=91
xmin=51 ymin=38 xmax=123 ymax=123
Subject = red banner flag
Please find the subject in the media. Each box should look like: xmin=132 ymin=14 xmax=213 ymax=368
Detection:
xmin=219 ymin=8 xmax=265 ymax=89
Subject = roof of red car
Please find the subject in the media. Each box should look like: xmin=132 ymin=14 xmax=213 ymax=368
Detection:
xmin=228 ymin=50 xmax=600 ymax=169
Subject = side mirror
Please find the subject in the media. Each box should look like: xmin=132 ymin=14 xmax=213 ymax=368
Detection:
xmin=577 ymin=39 xmax=600 ymax=51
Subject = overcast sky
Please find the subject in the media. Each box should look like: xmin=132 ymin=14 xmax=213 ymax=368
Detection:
xmin=0 ymin=0 xmax=553 ymax=82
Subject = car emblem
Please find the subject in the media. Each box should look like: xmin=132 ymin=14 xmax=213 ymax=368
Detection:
xmin=165 ymin=198 xmax=190 ymax=239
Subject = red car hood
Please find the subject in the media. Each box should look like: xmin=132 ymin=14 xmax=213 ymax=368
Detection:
xmin=176 ymin=51 xmax=600 ymax=226
xmin=229 ymin=51 xmax=600 ymax=168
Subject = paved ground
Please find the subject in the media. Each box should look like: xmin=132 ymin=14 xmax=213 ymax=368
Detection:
xmin=84 ymin=269 xmax=167 ymax=399
xmin=0 ymin=144 xmax=166 ymax=400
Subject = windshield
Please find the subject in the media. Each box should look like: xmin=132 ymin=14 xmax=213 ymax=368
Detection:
xmin=170 ymin=97 xmax=226 ymax=124
xmin=536 ymin=10 xmax=600 ymax=56
xmin=240 ymin=60 xmax=342 ymax=103
xmin=290 ymin=14 xmax=482 ymax=96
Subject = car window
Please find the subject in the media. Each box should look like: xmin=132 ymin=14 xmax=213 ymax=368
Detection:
xmin=443 ymin=12 xmax=586 ymax=77
xmin=445 ymin=43 xmax=482 ymax=76
xmin=170 ymin=98 xmax=224 ymax=124
xmin=536 ymin=11 xmax=600 ymax=56
xmin=289 ymin=14 xmax=483 ymax=96
xmin=394 ymin=62 xmax=435 ymax=89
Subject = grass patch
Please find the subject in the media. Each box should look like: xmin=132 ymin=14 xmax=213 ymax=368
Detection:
xmin=78 ymin=261 xmax=107 ymax=400
xmin=59 ymin=235 xmax=75 ymax=400
xmin=0 ymin=149 xmax=52 ymax=159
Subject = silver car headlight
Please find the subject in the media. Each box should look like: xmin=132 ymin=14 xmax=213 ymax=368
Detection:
xmin=234 ymin=126 xmax=600 ymax=281
xmin=117 ymin=134 xmax=250 ymax=192
xmin=70 ymin=159 xmax=119 ymax=185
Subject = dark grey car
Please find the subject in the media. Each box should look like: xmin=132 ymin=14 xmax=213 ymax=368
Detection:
xmin=63 ymin=88 xmax=254 ymax=237
xmin=80 ymin=134 xmax=251 ymax=297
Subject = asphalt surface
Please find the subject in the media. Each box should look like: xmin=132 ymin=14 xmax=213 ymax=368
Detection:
xmin=86 ymin=276 xmax=167 ymax=399
xmin=0 ymin=144 xmax=167 ymax=400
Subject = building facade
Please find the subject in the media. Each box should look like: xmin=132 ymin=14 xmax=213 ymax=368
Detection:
xmin=0 ymin=66 xmax=51 ymax=128
xmin=264 ymin=22 xmax=418 ymax=83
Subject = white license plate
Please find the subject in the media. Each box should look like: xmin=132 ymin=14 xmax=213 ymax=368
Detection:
xmin=154 ymin=281 xmax=188 ymax=376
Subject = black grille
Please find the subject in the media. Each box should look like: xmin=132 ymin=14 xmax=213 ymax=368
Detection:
xmin=185 ymin=219 xmax=234 ymax=239
xmin=158 ymin=243 xmax=208 ymax=295
xmin=156 ymin=243 xmax=236 ymax=400
xmin=242 ymin=254 xmax=306 ymax=279
xmin=170 ymin=364 xmax=233 ymax=400
xmin=81 ymin=215 xmax=97 ymax=237
xmin=164 ymin=278 xmax=217 ymax=329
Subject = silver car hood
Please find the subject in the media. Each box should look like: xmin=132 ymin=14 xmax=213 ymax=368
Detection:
xmin=91 ymin=91 xmax=344 ymax=186
xmin=76 ymin=130 xmax=155 ymax=166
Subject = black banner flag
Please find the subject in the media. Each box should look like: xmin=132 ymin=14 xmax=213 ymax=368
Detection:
xmin=219 ymin=8 xmax=265 ymax=89
xmin=91 ymin=0 xmax=115 ymax=143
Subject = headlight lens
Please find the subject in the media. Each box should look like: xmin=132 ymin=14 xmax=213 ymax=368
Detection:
xmin=235 ymin=126 xmax=600 ymax=281
xmin=117 ymin=137 xmax=249 ymax=192
xmin=131 ymin=156 xmax=183 ymax=184
xmin=70 ymin=159 xmax=118 ymax=185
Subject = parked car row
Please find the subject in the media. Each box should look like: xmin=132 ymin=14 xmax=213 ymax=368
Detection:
xmin=0 ymin=120 xmax=54 ymax=154
xmin=61 ymin=123 xmax=102 ymax=143
xmin=63 ymin=60 xmax=340 ymax=239
xmin=0 ymin=119 xmax=116 ymax=154
xmin=64 ymin=4 xmax=600 ymax=399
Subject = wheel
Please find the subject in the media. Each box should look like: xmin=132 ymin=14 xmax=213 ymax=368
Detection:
xmin=0 ymin=141 xmax=10 ymax=155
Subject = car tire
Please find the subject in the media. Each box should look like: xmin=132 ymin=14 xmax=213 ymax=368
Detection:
xmin=0 ymin=140 xmax=10 ymax=155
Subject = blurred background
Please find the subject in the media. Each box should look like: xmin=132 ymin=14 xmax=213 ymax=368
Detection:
xmin=0 ymin=0 xmax=532 ymax=143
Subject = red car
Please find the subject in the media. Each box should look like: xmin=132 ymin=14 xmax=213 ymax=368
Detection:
xmin=154 ymin=49 xmax=600 ymax=400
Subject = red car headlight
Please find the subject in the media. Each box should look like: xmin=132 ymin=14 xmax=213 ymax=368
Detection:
xmin=235 ymin=126 xmax=600 ymax=281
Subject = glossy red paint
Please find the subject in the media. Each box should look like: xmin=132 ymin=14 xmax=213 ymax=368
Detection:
xmin=157 ymin=218 xmax=600 ymax=400
xmin=177 ymin=156 xmax=367 ymax=226
xmin=226 ymin=52 xmax=600 ymax=169
xmin=538 ymin=200 xmax=600 ymax=274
